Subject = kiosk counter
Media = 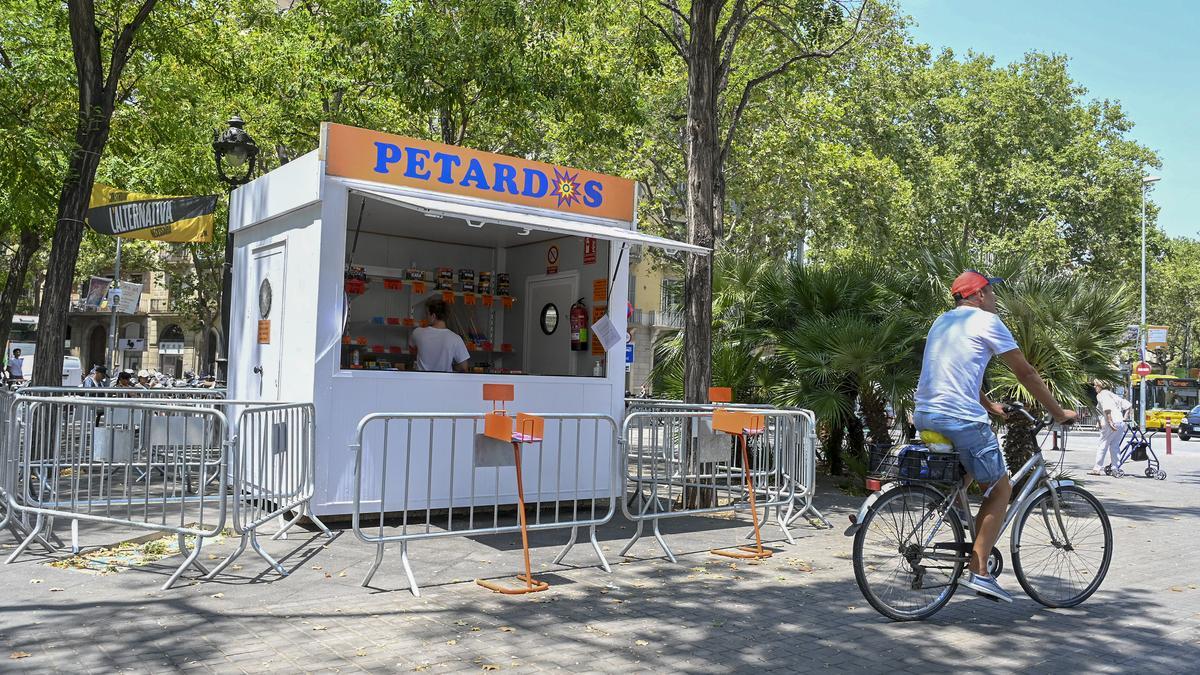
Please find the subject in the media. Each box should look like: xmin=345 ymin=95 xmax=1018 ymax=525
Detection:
xmin=227 ymin=123 xmax=707 ymax=516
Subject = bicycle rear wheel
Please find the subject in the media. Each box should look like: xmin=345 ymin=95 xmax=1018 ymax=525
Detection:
xmin=852 ymin=485 xmax=964 ymax=621
xmin=1011 ymin=485 xmax=1112 ymax=608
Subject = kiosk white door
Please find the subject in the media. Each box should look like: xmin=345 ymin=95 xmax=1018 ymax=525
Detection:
xmin=249 ymin=241 xmax=287 ymax=399
xmin=526 ymin=274 xmax=577 ymax=376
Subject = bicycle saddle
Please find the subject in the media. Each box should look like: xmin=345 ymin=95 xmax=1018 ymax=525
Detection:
xmin=918 ymin=430 xmax=955 ymax=453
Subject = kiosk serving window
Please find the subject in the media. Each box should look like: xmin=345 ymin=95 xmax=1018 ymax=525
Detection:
xmin=341 ymin=192 xmax=611 ymax=376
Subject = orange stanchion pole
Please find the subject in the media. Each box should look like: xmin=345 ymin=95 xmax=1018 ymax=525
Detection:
xmin=710 ymin=408 xmax=773 ymax=560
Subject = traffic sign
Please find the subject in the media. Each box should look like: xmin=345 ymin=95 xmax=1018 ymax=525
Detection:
xmin=1135 ymin=362 xmax=1152 ymax=377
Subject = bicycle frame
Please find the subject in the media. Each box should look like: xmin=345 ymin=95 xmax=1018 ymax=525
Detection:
xmin=912 ymin=448 xmax=1075 ymax=564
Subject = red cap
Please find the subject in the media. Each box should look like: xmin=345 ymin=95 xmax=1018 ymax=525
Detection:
xmin=951 ymin=270 xmax=1003 ymax=300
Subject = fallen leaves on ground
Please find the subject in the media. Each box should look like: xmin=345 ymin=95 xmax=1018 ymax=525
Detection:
xmin=482 ymin=665 xmax=500 ymax=671
xmin=9 ymin=652 xmax=31 ymax=660
xmin=312 ymin=625 xmax=328 ymax=631
xmin=634 ymin=640 xmax=649 ymax=647
xmin=498 ymin=626 xmax=514 ymax=632
xmin=211 ymin=593 xmax=225 ymax=599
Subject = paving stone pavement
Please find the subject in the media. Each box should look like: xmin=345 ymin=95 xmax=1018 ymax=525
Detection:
xmin=2 ymin=432 xmax=1198 ymax=673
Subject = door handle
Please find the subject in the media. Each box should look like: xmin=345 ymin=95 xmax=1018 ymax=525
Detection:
xmin=253 ymin=365 xmax=263 ymax=375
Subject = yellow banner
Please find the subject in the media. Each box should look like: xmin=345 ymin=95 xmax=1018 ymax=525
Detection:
xmin=87 ymin=184 xmax=216 ymax=243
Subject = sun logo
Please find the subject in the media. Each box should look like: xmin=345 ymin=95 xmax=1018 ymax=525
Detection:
xmin=550 ymin=168 xmax=582 ymax=208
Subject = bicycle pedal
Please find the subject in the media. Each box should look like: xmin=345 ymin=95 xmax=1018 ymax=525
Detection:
xmin=975 ymin=592 xmax=1001 ymax=603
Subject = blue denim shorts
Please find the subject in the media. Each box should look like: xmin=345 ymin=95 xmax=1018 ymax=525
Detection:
xmin=913 ymin=411 xmax=1008 ymax=484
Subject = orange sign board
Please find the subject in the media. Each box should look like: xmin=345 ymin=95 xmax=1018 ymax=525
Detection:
xmin=321 ymin=123 xmax=636 ymax=222
xmin=257 ymin=320 xmax=270 ymax=344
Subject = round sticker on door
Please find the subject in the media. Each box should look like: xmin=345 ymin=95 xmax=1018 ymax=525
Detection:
xmin=259 ymin=278 xmax=272 ymax=319
xmin=547 ymin=245 xmax=559 ymax=265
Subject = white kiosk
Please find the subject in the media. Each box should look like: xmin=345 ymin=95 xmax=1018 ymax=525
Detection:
xmin=227 ymin=123 xmax=705 ymax=516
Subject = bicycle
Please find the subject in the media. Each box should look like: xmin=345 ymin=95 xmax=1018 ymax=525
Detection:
xmin=845 ymin=403 xmax=1113 ymax=621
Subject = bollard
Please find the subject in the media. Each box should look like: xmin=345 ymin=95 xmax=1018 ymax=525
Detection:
xmin=1166 ymin=423 xmax=1173 ymax=455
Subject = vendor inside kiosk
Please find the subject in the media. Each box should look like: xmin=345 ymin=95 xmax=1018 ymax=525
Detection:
xmin=339 ymin=189 xmax=613 ymax=378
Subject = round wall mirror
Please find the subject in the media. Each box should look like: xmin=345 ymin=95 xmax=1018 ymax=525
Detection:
xmin=540 ymin=303 xmax=559 ymax=335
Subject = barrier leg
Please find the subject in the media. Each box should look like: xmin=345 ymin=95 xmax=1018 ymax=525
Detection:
xmin=652 ymin=519 xmax=677 ymax=564
xmin=270 ymin=510 xmax=304 ymax=541
xmin=5 ymin=514 xmax=46 ymax=564
xmin=712 ymin=434 xmax=772 ymax=560
xmin=588 ymin=525 xmax=611 ymax=573
xmin=204 ymin=532 xmax=248 ymax=580
xmin=618 ymin=519 xmax=644 ymax=557
xmin=477 ymin=442 xmax=549 ymax=595
xmin=249 ymin=530 xmax=287 ymax=576
xmin=163 ymin=534 xmax=207 ymax=590
xmin=71 ymin=519 xmax=80 ymax=554
xmin=362 ymin=542 xmax=385 ymax=588
xmin=400 ymin=540 xmax=420 ymax=597
xmin=309 ymin=510 xmax=334 ymax=539
xmin=551 ymin=526 xmax=579 ymax=565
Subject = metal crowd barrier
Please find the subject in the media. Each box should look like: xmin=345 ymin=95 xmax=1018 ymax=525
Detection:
xmin=0 ymin=394 xmax=327 ymax=589
xmin=2 ymin=395 xmax=229 ymax=589
xmin=625 ymin=399 xmax=828 ymax=526
xmin=351 ymin=412 xmax=619 ymax=596
xmin=204 ymin=402 xmax=331 ymax=580
xmin=620 ymin=407 xmax=825 ymax=562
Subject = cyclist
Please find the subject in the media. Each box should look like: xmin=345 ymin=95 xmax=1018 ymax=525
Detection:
xmin=914 ymin=270 xmax=1076 ymax=602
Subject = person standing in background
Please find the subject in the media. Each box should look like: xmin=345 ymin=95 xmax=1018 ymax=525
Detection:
xmin=1090 ymin=379 xmax=1126 ymax=475
xmin=5 ymin=348 xmax=23 ymax=384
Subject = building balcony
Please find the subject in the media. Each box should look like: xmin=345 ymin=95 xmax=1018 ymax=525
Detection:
xmin=631 ymin=309 xmax=683 ymax=329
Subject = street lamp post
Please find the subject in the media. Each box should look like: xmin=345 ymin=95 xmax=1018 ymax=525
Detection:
xmin=212 ymin=114 xmax=259 ymax=383
xmin=1139 ymin=174 xmax=1161 ymax=430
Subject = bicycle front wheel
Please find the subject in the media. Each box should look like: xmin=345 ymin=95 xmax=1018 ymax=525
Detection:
xmin=1011 ymin=485 xmax=1113 ymax=608
xmin=852 ymin=485 xmax=965 ymax=621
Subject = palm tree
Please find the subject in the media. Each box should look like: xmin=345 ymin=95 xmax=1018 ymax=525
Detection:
xmin=754 ymin=261 xmax=923 ymax=475
xmin=988 ymin=271 xmax=1134 ymax=472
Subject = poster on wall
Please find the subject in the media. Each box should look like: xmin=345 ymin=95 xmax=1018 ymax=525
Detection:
xmin=83 ymin=277 xmax=111 ymax=310
xmin=583 ymin=237 xmax=597 ymax=264
xmin=546 ymin=244 xmax=559 ymax=274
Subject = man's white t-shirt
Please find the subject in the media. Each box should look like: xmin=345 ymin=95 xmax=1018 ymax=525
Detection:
xmin=411 ymin=326 xmax=470 ymax=372
xmin=6 ymin=356 xmax=22 ymax=379
xmin=915 ymin=306 xmax=1019 ymax=423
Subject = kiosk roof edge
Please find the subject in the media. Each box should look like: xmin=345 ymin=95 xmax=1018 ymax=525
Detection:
xmin=350 ymin=186 xmax=710 ymax=256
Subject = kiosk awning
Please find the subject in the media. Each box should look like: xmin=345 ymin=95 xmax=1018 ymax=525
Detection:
xmin=351 ymin=188 xmax=710 ymax=256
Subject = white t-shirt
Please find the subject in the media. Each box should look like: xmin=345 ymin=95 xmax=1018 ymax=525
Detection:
xmin=6 ymin=357 xmax=22 ymax=378
xmin=411 ymin=326 xmax=470 ymax=372
xmin=915 ymin=306 xmax=1019 ymax=423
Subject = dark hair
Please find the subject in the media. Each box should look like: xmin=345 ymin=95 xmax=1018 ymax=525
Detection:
xmin=116 ymin=371 xmax=132 ymax=380
xmin=426 ymin=298 xmax=448 ymax=321
xmin=11 ymin=348 xmax=19 ymax=354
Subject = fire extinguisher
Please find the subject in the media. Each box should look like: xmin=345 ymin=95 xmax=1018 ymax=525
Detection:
xmin=570 ymin=299 xmax=588 ymax=351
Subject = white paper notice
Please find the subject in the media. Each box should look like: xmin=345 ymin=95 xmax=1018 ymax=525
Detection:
xmin=591 ymin=313 xmax=623 ymax=353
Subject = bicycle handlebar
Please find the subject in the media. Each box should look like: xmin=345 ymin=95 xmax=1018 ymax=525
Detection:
xmin=1001 ymin=401 xmax=1073 ymax=435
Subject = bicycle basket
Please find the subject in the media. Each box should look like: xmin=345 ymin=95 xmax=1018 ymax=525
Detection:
xmin=869 ymin=444 xmax=962 ymax=483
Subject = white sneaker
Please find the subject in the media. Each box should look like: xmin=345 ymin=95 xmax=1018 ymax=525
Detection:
xmin=960 ymin=571 xmax=1014 ymax=603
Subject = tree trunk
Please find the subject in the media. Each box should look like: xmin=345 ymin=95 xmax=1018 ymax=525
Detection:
xmin=859 ymin=387 xmax=892 ymax=445
xmin=0 ymin=228 xmax=42 ymax=353
xmin=826 ymin=421 xmax=845 ymax=476
xmin=682 ymin=0 xmax=720 ymax=405
xmin=34 ymin=130 xmax=109 ymax=385
xmin=33 ymin=0 xmax=160 ymax=386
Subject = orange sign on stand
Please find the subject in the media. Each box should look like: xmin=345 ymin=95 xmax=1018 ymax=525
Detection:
xmin=708 ymin=387 xmax=733 ymax=403
xmin=257 ymin=320 xmax=271 ymax=344
xmin=592 ymin=278 xmax=608 ymax=303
